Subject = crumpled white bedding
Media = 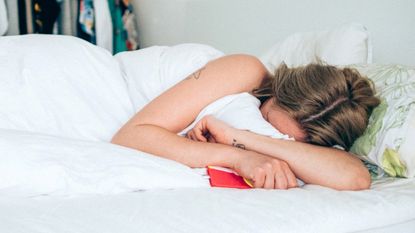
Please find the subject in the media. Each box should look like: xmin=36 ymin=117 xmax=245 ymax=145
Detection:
xmin=1 ymin=178 xmax=415 ymax=233
xmin=0 ymin=129 xmax=208 ymax=197
xmin=1 ymin=34 xmax=415 ymax=233
xmin=0 ymin=35 xmax=290 ymax=196
xmin=0 ymin=34 xmax=134 ymax=142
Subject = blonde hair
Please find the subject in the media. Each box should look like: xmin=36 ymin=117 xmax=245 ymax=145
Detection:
xmin=253 ymin=63 xmax=380 ymax=150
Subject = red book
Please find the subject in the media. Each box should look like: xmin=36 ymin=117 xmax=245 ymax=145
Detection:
xmin=207 ymin=166 xmax=253 ymax=189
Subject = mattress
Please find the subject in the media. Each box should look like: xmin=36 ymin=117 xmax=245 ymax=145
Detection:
xmin=1 ymin=177 xmax=414 ymax=233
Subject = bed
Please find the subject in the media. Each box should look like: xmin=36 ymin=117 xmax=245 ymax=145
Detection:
xmin=1 ymin=178 xmax=415 ymax=233
xmin=1 ymin=1 xmax=415 ymax=232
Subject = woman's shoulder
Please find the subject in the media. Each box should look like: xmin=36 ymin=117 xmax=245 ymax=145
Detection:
xmin=215 ymin=54 xmax=269 ymax=92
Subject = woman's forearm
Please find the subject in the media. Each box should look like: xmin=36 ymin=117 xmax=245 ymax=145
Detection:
xmin=232 ymin=130 xmax=371 ymax=190
xmin=111 ymin=124 xmax=238 ymax=168
xmin=113 ymin=124 xmax=303 ymax=189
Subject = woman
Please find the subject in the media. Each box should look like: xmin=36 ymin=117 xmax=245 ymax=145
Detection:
xmin=111 ymin=54 xmax=380 ymax=190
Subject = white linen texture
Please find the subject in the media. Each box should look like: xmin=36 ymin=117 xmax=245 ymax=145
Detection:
xmin=0 ymin=129 xmax=208 ymax=197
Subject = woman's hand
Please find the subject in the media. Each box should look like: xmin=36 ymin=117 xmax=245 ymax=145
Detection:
xmin=186 ymin=115 xmax=235 ymax=145
xmin=187 ymin=115 xmax=298 ymax=189
xmin=233 ymin=150 xmax=298 ymax=189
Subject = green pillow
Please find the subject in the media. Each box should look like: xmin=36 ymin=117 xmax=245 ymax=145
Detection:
xmin=349 ymin=64 xmax=415 ymax=178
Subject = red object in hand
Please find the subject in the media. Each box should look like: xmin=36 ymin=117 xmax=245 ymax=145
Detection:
xmin=207 ymin=166 xmax=253 ymax=189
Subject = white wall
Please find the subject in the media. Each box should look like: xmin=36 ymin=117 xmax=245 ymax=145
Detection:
xmin=131 ymin=0 xmax=415 ymax=66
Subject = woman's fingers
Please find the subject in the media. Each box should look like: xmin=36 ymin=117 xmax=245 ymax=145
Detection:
xmin=193 ymin=128 xmax=208 ymax=142
xmin=264 ymin=160 xmax=298 ymax=190
xmin=187 ymin=128 xmax=218 ymax=143
xmin=187 ymin=131 xmax=197 ymax=141
xmin=187 ymin=118 xmax=211 ymax=142
xmin=235 ymin=152 xmax=297 ymax=190
xmin=263 ymin=163 xmax=275 ymax=189
xmin=253 ymin=168 xmax=265 ymax=188
xmin=252 ymin=161 xmax=294 ymax=190
xmin=274 ymin=171 xmax=288 ymax=189
xmin=187 ymin=129 xmax=207 ymax=142
xmin=185 ymin=132 xmax=192 ymax=140
xmin=207 ymin=136 xmax=217 ymax=143
xmin=271 ymin=161 xmax=288 ymax=189
xmin=282 ymin=163 xmax=298 ymax=188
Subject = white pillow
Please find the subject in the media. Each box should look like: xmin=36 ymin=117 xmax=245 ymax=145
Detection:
xmin=0 ymin=35 xmax=134 ymax=141
xmin=0 ymin=129 xmax=208 ymax=197
xmin=260 ymin=23 xmax=371 ymax=71
xmin=179 ymin=92 xmax=292 ymax=140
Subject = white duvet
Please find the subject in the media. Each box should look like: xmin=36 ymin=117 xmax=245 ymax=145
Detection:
xmin=0 ymin=129 xmax=208 ymax=196
xmin=1 ymin=35 xmax=415 ymax=233
xmin=0 ymin=35 xmax=289 ymax=196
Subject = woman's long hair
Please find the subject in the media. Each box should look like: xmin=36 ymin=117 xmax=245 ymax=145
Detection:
xmin=253 ymin=63 xmax=380 ymax=150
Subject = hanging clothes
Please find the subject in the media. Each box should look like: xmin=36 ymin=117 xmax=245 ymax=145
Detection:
xmin=77 ymin=0 xmax=113 ymax=52
xmin=25 ymin=0 xmax=33 ymax=33
xmin=0 ymin=0 xmax=8 ymax=35
xmin=122 ymin=3 xmax=139 ymax=51
xmin=32 ymin=0 xmax=61 ymax=34
xmin=60 ymin=0 xmax=78 ymax=36
xmin=108 ymin=0 xmax=139 ymax=54
xmin=108 ymin=0 xmax=126 ymax=53
xmin=3 ymin=0 xmax=19 ymax=35
xmin=13 ymin=0 xmax=133 ymax=54
xmin=77 ymin=0 xmax=95 ymax=44
xmin=17 ymin=0 xmax=28 ymax=34
xmin=17 ymin=0 xmax=61 ymax=34
xmin=93 ymin=0 xmax=113 ymax=52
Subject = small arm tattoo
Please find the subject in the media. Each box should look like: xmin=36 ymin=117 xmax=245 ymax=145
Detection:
xmin=232 ymin=139 xmax=246 ymax=150
xmin=186 ymin=66 xmax=206 ymax=80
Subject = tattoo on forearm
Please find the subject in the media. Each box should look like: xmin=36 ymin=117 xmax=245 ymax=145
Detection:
xmin=232 ymin=139 xmax=246 ymax=150
xmin=186 ymin=66 xmax=205 ymax=80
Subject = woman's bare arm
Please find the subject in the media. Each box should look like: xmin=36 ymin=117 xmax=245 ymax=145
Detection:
xmin=188 ymin=115 xmax=371 ymax=190
xmin=111 ymin=55 xmax=266 ymax=167
xmin=113 ymin=122 xmax=299 ymax=190
xmin=112 ymin=55 xmax=300 ymax=189
xmin=233 ymin=130 xmax=371 ymax=190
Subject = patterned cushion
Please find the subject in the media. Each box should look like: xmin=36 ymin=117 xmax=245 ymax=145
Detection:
xmin=350 ymin=64 xmax=415 ymax=178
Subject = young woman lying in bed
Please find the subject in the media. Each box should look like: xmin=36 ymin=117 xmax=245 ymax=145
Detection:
xmin=111 ymin=55 xmax=379 ymax=190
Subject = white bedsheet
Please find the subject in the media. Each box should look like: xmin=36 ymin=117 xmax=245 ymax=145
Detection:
xmin=1 ymin=177 xmax=414 ymax=233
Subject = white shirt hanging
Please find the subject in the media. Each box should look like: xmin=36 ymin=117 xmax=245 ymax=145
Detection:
xmin=93 ymin=0 xmax=113 ymax=53
xmin=0 ymin=0 xmax=8 ymax=35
